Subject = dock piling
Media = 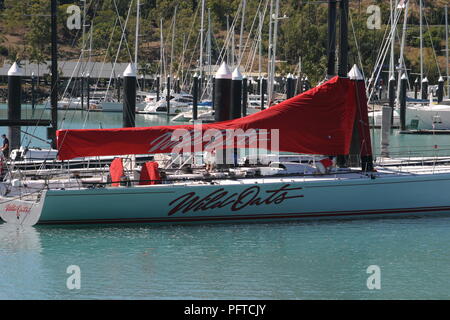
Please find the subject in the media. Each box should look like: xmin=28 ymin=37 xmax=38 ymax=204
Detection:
xmin=192 ymin=73 xmax=198 ymax=121
xmin=122 ymin=64 xmax=136 ymax=128
xmin=400 ymin=73 xmax=407 ymax=131
xmin=231 ymin=67 xmax=243 ymax=119
xmin=214 ymin=62 xmax=232 ymax=122
xmin=31 ymin=72 xmax=36 ymax=110
xmin=421 ymin=77 xmax=428 ymax=100
xmin=7 ymin=62 xmax=23 ymax=151
xmin=166 ymin=76 xmax=171 ymax=116
xmin=242 ymin=76 xmax=248 ymax=117
xmin=438 ymin=76 xmax=444 ymax=103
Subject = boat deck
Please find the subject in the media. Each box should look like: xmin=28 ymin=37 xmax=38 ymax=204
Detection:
xmin=4 ymin=155 xmax=450 ymax=204
xmin=7 ymin=163 xmax=450 ymax=191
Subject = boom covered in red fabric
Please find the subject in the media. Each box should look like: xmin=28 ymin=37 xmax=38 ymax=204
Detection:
xmin=57 ymin=76 xmax=359 ymax=160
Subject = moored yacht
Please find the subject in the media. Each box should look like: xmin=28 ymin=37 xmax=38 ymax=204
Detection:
xmin=4 ymin=71 xmax=450 ymax=226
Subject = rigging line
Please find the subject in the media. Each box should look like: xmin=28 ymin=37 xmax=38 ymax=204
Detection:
xmin=20 ymin=130 xmax=52 ymax=145
xmin=169 ymin=5 xmax=178 ymax=78
xmin=368 ymin=7 xmax=402 ymax=84
xmin=112 ymin=0 xmax=135 ymax=63
xmin=20 ymin=0 xmax=98 ymax=148
xmin=176 ymin=4 xmax=200 ymax=82
xmin=236 ymin=0 xmax=260 ymax=68
xmin=62 ymin=0 xmax=101 ymax=97
xmin=181 ymin=30 xmax=201 ymax=93
xmin=105 ymin=0 xmax=134 ymax=99
xmin=56 ymin=14 xmax=133 ymax=158
xmin=423 ymin=11 xmax=442 ymax=77
xmin=22 ymin=50 xmax=83 ymax=152
xmin=0 ymin=188 xmax=46 ymax=206
xmin=83 ymin=19 xmax=120 ymax=129
xmin=54 ymin=1 xmax=102 ymax=135
xmin=239 ymin=0 xmax=265 ymax=71
xmin=247 ymin=0 xmax=270 ymax=74
xmin=349 ymin=7 xmax=365 ymax=80
xmin=177 ymin=33 xmax=189 ymax=87
xmin=199 ymin=10 xmax=241 ymax=100
xmin=87 ymin=5 xmax=111 ymax=96
xmin=215 ymin=9 xmax=241 ymax=69
xmin=367 ymin=8 xmax=403 ymax=102
xmin=367 ymin=22 xmax=391 ymax=90
xmin=58 ymin=54 xmax=86 ymax=132
xmin=367 ymin=7 xmax=402 ymax=89
xmin=92 ymin=17 xmax=119 ymax=91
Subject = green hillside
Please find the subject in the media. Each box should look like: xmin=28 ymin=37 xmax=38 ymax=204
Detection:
xmin=0 ymin=0 xmax=448 ymax=85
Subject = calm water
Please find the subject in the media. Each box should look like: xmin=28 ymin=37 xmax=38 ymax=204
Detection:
xmin=1 ymin=104 xmax=450 ymax=299
xmin=1 ymin=218 xmax=450 ymax=299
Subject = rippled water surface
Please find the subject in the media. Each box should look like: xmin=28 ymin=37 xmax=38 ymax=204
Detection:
xmin=1 ymin=217 xmax=450 ymax=299
xmin=1 ymin=105 xmax=450 ymax=299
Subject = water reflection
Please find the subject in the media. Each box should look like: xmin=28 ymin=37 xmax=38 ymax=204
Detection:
xmin=0 ymin=224 xmax=44 ymax=299
xmin=0 ymin=224 xmax=42 ymax=253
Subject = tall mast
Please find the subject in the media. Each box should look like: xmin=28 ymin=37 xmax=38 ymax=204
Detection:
xmin=397 ymin=1 xmax=408 ymax=103
xmin=268 ymin=0 xmax=279 ymax=107
xmin=135 ymin=0 xmax=140 ymax=68
xmin=82 ymin=0 xmax=86 ymax=72
xmin=231 ymin=23 xmax=235 ymax=67
xmin=239 ymin=0 xmax=246 ymax=63
xmin=446 ymin=5 xmax=449 ymax=98
xmin=326 ymin=0 xmax=337 ymax=77
xmin=267 ymin=0 xmax=274 ymax=89
xmin=50 ymin=0 xmax=58 ymax=148
xmin=258 ymin=11 xmax=262 ymax=80
xmin=160 ymin=18 xmax=165 ymax=81
xmin=419 ymin=0 xmax=423 ymax=85
xmin=207 ymin=8 xmax=212 ymax=97
xmin=337 ymin=0 xmax=348 ymax=77
xmin=170 ymin=5 xmax=177 ymax=77
xmin=226 ymin=15 xmax=230 ymax=65
xmin=199 ymin=0 xmax=205 ymax=81
xmin=89 ymin=20 xmax=93 ymax=68
xmin=389 ymin=0 xmax=395 ymax=79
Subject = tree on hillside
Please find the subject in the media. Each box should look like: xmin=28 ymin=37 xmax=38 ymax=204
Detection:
xmin=29 ymin=48 xmax=47 ymax=86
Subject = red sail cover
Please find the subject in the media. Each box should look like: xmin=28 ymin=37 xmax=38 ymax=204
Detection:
xmin=57 ymin=76 xmax=358 ymax=160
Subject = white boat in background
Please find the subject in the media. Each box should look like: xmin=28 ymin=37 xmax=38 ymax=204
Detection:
xmin=9 ymin=147 xmax=58 ymax=161
xmin=99 ymin=91 xmax=156 ymax=112
xmin=405 ymin=101 xmax=450 ymax=130
xmin=99 ymin=101 xmax=146 ymax=112
xmin=171 ymin=110 xmax=215 ymax=123
xmin=142 ymin=92 xmax=206 ymax=115
xmin=57 ymin=97 xmax=81 ymax=110
xmin=369 ymin=109 xmax=401 ymax=127
xmin=56 ymin=97 xmax=102 ymax=111
xmin=369 ymin=99 xmax=450 ymax=130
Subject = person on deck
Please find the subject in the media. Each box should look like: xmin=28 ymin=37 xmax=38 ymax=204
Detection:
xmin=1 ymin=134 xmax=9 ymax=159
xmin=204 ymin=149 xmax=216 ymax=172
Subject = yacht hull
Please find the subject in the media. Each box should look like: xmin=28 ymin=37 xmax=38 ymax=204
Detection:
xmin=3 ymin=172 xmax=450 ymax=226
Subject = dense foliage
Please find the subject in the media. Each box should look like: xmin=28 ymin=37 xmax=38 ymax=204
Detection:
xmin=0 ymin=0 xmax=448 ymax=85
